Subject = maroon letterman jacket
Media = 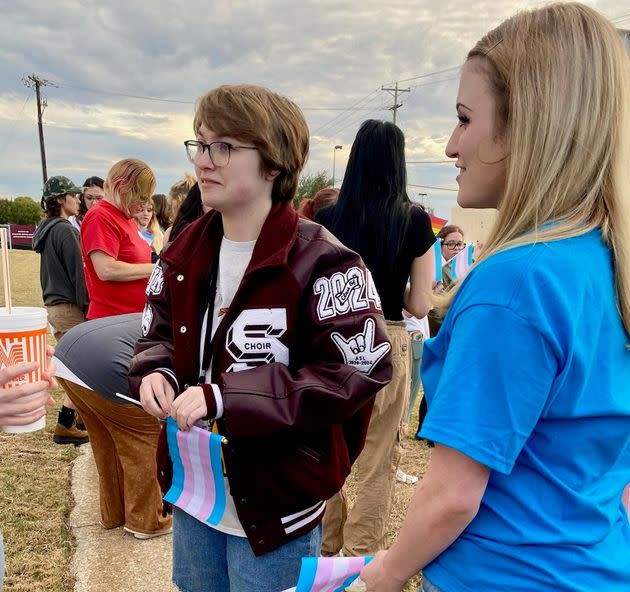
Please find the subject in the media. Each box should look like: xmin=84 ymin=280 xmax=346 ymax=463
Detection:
xmin=129 ymin=201 xmax=392 ymax=556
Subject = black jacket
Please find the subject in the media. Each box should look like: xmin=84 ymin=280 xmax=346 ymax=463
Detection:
xmin=32 ymin=218 xmax=89 ymax=310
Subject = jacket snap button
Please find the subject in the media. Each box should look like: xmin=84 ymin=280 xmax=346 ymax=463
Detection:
xmin=180 ymin=326 xmax=187 ymax=334
xmin=177 ymin=274 xmax=184 ymax=281
xmin=257 ymin=540 xmax=265 ymax=546
xmin=183 ymin=383 xmax=190 ymax=390
xmin=249 ymin=524 xmax=257 ymax=533
xmin=239 ymin=498 xmax=247 ymax=505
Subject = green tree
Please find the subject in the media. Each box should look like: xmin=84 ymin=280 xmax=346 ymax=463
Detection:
xmin=5 ymin=197 xmax=43 ymax=224
xmin=0 ymin=200 xmax=11 ymax=224
xmin=293 ymin=171 xmax=334 ymax=209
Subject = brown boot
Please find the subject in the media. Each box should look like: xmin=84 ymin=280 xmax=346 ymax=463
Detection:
xmin=53 ymin=420 xmax=89 ymax=446
xmin=75 ymin=412 xmax=86 ymax=431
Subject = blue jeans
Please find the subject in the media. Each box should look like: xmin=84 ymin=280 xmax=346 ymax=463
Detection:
xmin=172 ymin=507 xmax=322 ymax=591
xmin=421 ymin=577 xmax=444 ymax=592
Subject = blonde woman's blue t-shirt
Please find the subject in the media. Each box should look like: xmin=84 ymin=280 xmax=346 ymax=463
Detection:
xmin=420 ymin=229 xmax=630 ymax=592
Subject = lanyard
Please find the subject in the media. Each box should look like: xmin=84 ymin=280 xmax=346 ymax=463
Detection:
xmin=198 ymin=238 xmax=222 ymax=383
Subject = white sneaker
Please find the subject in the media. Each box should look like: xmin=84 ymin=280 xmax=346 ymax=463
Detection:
xmin=123 ymin=525 xmax=172 ymax=540
xmin=396 ymin=468 xmax=418 ymax=484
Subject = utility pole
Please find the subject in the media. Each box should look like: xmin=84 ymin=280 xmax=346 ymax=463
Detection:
xmin=381 ymin=82 xmax=410 ymax=125
xmin=22 ymin=74 xmax=56 ymax=185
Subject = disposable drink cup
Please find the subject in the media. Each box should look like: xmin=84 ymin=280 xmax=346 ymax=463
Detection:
xmin=0 ymin=306 xmax=48 ymax=433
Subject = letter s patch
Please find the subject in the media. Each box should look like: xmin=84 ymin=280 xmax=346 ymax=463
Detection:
xmin=226 ymin=308 xmax=289 ymax=372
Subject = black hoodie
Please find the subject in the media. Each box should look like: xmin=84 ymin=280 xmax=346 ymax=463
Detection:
xmin=32 ymin=218 xmax=89 ymax=309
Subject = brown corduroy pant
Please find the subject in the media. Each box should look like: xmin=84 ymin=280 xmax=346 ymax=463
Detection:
xmin=58 ymin=379 xmax=171 ymax=535
xmin=321 ymin=322 xmax=410 ymax=556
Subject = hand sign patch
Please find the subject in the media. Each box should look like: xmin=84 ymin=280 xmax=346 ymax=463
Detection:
xmin=331 ymin=318 xmax=391 ymax=375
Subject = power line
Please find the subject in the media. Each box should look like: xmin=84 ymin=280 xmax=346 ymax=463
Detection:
xmin=381 ymin=83 xmax=410 ymax=124
xmin=52 ymin=80 xmax=381 ymax=111
xmin=408 ymin=183 xmax=457 ymax=192
xmin=611 ymin=12 xmax=630 ymax=22
xmin=312 ymin=88 xmax=383 ymax=136
xmin=314 ymin=62 xmax=458 ymax=135
xmin=388 ymin=65 xmax=462 ymax=86
xmin=409 ymin=75 xmax=459 ymax=92
xmin=23 ymin=74 xmax=56 ymax=184
xmin=332 ymin=100 xmax=391 ymax=136
xmin=53 ymin=81 xmax=193 ymax=104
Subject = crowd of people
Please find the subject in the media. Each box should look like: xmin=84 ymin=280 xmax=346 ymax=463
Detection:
xmin=1 ymin=3 xmax=629 ymax=591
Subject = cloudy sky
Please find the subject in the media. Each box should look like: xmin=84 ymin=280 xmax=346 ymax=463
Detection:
xmin=1 ymin=0 xmax=628 ymax=219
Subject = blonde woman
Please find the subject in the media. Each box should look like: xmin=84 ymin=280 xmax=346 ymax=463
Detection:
xmin=162 ymin=173 xmax=197 ymax=244
xmin=362 ymin=3 xmax=630 ymax=591
xmin=133 ymin=199 xmax=164 ymax=256
xmin=80 ymin=158 xmax=156 ymax=319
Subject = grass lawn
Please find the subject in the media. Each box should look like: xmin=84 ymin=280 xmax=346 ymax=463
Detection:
xmin=0 ymin=248 xmax=432 ymax=592
xmin=0 ymin=249 xmax=77 ymax=592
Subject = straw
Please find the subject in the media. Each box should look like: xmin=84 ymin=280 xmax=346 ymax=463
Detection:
xmin=1 ymin=227 xmax=12 ymax=313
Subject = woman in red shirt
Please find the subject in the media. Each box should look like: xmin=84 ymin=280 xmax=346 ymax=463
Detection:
xmin=81 ymin=158 xmax=156 ymax=319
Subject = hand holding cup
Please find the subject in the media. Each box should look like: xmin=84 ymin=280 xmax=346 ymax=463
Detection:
xmin=0 ymin=360 xmax=55 ymax=427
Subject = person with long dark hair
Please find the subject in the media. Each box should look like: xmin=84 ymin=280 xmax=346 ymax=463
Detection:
xmin=317 ymin=119 xmax=435 ymax=562
xmin=69 ymin=176 xmax=104 ymax=231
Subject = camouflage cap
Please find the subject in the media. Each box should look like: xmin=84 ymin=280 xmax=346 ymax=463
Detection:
xmin=42 ymin=176 xmax=83 ymax=200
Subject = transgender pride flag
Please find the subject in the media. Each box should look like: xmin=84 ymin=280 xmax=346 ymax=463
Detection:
xmin=283 ymin=556 xmax=373 ymax=592
xmin=449 ymin=243 xmax=475 ymax=282
xmin=432 ymin=241 xmax=443 ymax=284
xmin=164 ymin=416 xmax=227 ymax=525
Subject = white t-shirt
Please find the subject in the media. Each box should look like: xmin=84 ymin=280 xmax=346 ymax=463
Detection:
xmin=198 ymin=237 xmax=256 ymax=537
xmin=403 ymin=310 xmax=430 ymax=338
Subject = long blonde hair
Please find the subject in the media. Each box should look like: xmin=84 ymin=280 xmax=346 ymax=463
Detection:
xmin=136 ymin=198 xmax=164 ymax=254
xmin=168 ymin=173 xmax=197 ymax=221
xmin=441 ymin=3 xmax=630 ymax=338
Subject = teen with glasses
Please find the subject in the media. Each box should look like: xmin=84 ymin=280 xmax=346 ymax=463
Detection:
xmin=129 ymin=84 xmax=392 ymax=591
xmin=362 ymin=4 xmax=630 ymax=591
xmin=435 ymin=225 xmax=466 ymax=264
xmin=69 ymin=176 xmax=104 ymax=231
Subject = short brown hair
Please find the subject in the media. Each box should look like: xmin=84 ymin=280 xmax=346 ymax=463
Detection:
xmin=193 ymin=84 xmax=309 ymax=203
xmin=436 ymin=224 xmax=464 ymax=241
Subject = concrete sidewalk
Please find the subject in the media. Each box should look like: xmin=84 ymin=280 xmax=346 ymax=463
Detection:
xmin=69 ymin=444 xmax=178 ymax=592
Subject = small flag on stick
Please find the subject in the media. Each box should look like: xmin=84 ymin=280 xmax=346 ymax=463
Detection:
xmin=432 ymin=241 xmax=443 ymax=284
xmin=429 ymin=214 xmax=447 ymax=236
xmin=283 ymin=556 xmax=373 ymax=592
xmin=163 ymin=416 xmax=227 ymax=526
xmin=449 ymin=243 xmax=475 ymax=282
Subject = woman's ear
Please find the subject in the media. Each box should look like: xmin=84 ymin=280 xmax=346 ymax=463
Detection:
xmin=265 ymin=169 xmax=280 ymax=181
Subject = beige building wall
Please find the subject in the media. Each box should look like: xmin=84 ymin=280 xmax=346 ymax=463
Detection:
xmin=450 ymin=207 xmax=497 ymax=244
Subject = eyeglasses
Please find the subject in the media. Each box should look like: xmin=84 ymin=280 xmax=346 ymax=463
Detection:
xmin=442 ymin=240 xmax=466 ymax=250
xmin=184 ymin=140 xmax=257 ymax=167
